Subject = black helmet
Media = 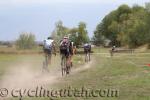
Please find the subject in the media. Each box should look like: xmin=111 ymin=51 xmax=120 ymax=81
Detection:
xmin=47 ymin=37 xmax=52 ymax=39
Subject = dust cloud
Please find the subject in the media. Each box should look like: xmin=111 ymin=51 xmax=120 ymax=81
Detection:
xmin=0 ymin=57 xmax=93 ymax=98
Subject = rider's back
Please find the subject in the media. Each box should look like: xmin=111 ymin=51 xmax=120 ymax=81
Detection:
xmin=84 ymin=43 xmax=91 ymax=52
xmin=60 ymin=39 xmax=69 ymax=50
xmin=60 ymin=38 xmax=73 ymax=56
xmin=43 ymin=39 xmax=54 ymax=50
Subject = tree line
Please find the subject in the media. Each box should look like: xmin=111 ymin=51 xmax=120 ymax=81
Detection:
xmin=15 ymin=3 xmax=150 ymax=49
xmin=16 ymin=21 xmax=90 ymax=49
xmin=51 ymin=20 xmax=89 ymax=46
xmin=93 ymin=3 xmax=150 ymax=48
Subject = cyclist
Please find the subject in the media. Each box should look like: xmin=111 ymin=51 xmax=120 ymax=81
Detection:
xmin=112 ymin=45 xmax=116 ymax=51
xmin=60 ymin=36 xmax=73 ymax=74
xmin=84 ymin=43 xmax=91 ymax=53
xmin=43 ymin=37 xmax=56 ymax=65
xmin=83 ymin=43 xmax=91 ymax=62
xmin=110 ymin=45 xmax=116 ymax=57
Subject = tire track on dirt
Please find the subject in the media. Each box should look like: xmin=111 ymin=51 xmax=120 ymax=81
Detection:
xmin=0 ymin=57 xmax=94 ymax=98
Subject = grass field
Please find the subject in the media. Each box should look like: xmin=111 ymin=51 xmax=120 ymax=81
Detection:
xmin=0 ymin=47 xmax=150 ymax=100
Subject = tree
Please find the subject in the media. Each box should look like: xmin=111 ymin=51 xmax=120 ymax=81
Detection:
xmin=94 ymin=3 xmax=150 ymax=48
xmin=51 ymin=20 xmax=69 ymax=44
xmin=16 ymin=32 xmax=36 ymax=49
xmin=145 ymin=2 xmax=150 ymax=12
xmin=145 ymin=2 xmax=150 ymax=47
xmin=55 ymin=20 xmax=69 ymax=38
xmin=93 ymin=23 xmax=105 ymax=45
xmin=68 ymin=28 xmax=78 ymax=45
xmin=51 ymin=21 xmax=90 ymax=46
xmin=77 ymin=22 xmax=89 ymax=45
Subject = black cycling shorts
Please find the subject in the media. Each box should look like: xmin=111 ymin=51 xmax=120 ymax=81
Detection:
xmin=44 ymin=49 xmax=51 ymax=55
xmin=60 ymin=48 xmax=70 ymax=57
xmin=84 ymin=47 xmax=91 ymax=53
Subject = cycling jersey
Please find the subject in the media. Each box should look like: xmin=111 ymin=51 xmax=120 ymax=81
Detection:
xmin=60 ymin=39 xmax=73 ymax=57
xmin=43 ymin=39 xmax=54 ymax=50
xmin=84 ymin=43 xmax=91 ymax=53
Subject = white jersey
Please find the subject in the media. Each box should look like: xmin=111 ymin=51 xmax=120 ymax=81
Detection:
xmin=84 ymin=43 xmax=89 ymax=47
xmin=44 ymin=39 xmax=54 ymax=49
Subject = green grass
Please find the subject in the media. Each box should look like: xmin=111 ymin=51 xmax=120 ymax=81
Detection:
xmin=0 ymin=48 xmax=150 ymax=100
xmin=49 ymin=50 xmax=150 ymax=100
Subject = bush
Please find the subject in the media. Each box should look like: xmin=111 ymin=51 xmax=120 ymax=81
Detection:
xmin=16 ymin=32 xmax=36 ymax=49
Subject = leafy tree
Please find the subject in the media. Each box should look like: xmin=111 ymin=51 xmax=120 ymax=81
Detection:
xmin=51 ymin=21 xmax=90 ymax=46
xmin=145 ymin=2 xmax=150 ymax=12
xmin=51 ymin=20 xmax=69 ymax=44
xmin=69 ymin=28 xmax=78 ymax=45
xmin=77 ymin=22 xmax=89 ymax=45
xmin=93 ymin=23 xmax=105 ymax=45
xmin=94 ymin=3 xmax=150 ymax=48
xmin=55 ymin=20 xmax=69 ymax=38
xmin=145 ymin=2 xmax=150 ymax=48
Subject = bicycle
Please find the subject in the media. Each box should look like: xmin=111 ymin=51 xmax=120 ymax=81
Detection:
xmin=61 ymin=54 xmax=72 ymax=76
xmin=85 ymin=49 xmax=91 ymax=62
xmin=42 ymin=52 xmax=51 ymax=73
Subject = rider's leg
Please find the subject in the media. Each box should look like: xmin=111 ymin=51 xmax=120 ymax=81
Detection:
xmin=84 ymin=49 xmax=87 ymax=62
xmin=89 ymin=52 xmax=90 ymax=61
xmin=47 ymin=49 xmax=52 ymax=65
xmin=70 ymin=55 xmax=73 ymax=67
xmin=66 ymin=55 xmax=70 ymax=66
xmin=44 ymin=50 xmax=48 ymax=65
xmin=45 ymin=52 xmax=49 ymax=72
xmin=48 ymin=54 xmax=51 ymax=65
xmin=68 ymin=51 xmax=73 ymax=67
xmin=69 ymin=55 xmax=72 ymax=66
xmin=88 ymin=50 xmax=90 ymax=61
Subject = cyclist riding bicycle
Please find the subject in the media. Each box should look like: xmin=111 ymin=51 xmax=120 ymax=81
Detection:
xmin=112 ymin=45 xmax=116 ymax=51
xmin=43 ymin=37 xmax=56 ymax=65
xmin=83 ymin=43 xmax=91 ymax=62
xmin=60 ymin=36 xmax=73 ymax=74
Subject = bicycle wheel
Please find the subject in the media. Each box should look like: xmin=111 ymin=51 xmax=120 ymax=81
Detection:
xmin=88 ymin=52 xmax=90 ymax=62
xmin=42 ymin=55 xmax=49 ymax=73
xmin=85 ymin=52 xmax=88 ymax=62
xmin=66 ymin=60 xmax=70 ymax=75
xmin=85 ymin=52 xmax=90 ymax=62
xmin=61 ymin=54 xmax=66 ymax=76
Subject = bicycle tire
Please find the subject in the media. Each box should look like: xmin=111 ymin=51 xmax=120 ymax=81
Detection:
xmin=61 ymin=54 xmax=66 ymax=76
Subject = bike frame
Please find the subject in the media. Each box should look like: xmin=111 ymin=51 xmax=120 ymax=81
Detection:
xmin=61 ymin=54 xmax=71 ymax=76
xmin=42 ymin=53 xmax=51 ymax=73
xmin=85 ymin=51 xmax=90 ymax=62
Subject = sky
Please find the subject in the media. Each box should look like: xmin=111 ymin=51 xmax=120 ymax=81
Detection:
xmin=0 ymin=0 xmax=149 ymax=41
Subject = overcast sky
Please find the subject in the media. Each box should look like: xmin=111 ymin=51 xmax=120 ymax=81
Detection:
xmin=0 ymin=0 xmax=149 ymax=41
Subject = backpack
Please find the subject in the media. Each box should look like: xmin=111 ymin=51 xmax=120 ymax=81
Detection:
xmin=60 ymin=39 xmax=69 ymax=51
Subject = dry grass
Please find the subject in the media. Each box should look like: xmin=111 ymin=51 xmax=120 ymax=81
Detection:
xmin=0 ymin=46 xmax=43 ymax=54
